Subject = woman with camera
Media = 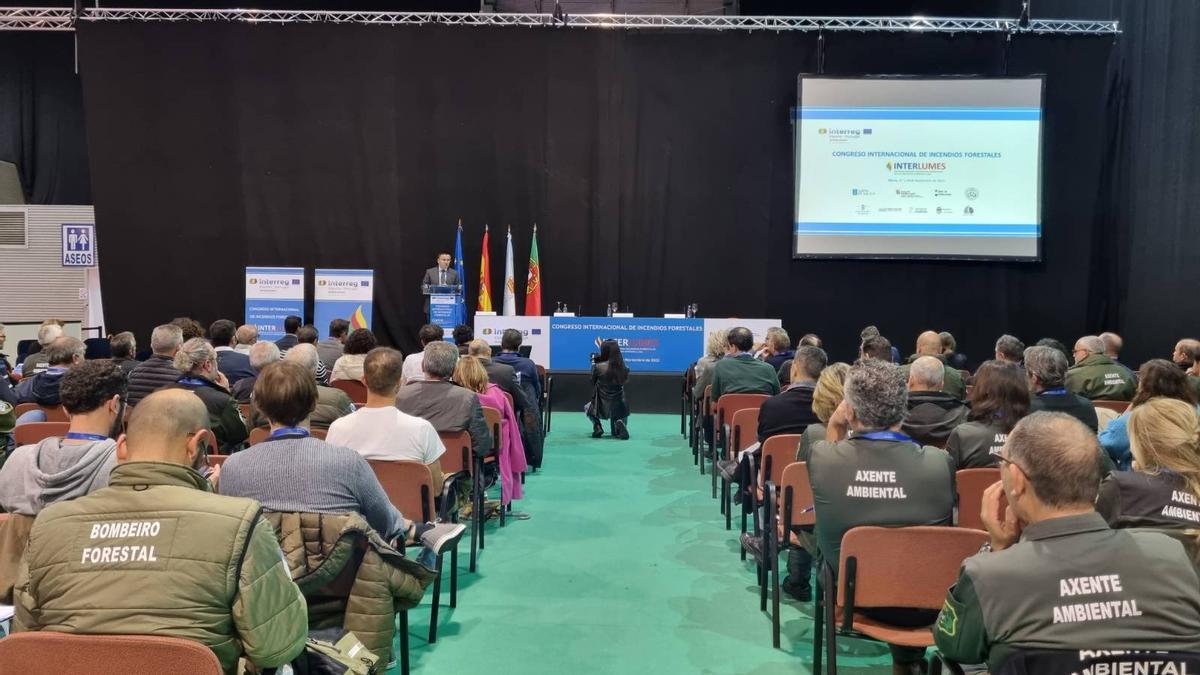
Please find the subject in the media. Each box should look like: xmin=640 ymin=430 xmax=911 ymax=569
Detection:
xmin=588 ymin=339 xmax=631 ymax=439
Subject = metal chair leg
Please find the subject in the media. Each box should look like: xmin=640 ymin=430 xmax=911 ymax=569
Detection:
xmin=450 ymin=545 xmax=458 ymax=607
xmin=399 ymin=610 xmax=410 ymax=675
xmin=813 ymin=575 xmax=823 ymax=674
xmin=428 ymin=554 xmax=442 ymax=643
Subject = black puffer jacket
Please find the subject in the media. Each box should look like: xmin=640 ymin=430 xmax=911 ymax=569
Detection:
xmin=126 ymin=354 xmax=181 ymax=406
xmin=901 ymin=390 xmax=969 ymax=448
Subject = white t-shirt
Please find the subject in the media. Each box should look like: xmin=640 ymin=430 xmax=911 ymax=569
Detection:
xmin=325 ymin=406 xmax=445 ymax=464
xmin=401 ymin=352 xmax=426 ymax=385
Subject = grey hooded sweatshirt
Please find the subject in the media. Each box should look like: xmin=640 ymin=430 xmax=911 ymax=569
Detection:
xmin=0 ymin=437 xmax=118 ymax=515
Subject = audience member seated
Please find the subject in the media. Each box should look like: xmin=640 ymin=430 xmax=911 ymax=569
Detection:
xmin=283 ymin=344 xmax=353 ymax=428
xmin=1177 ymin=339 xmax=1200 ymax=400
xmin=0 ymin=323 xmax=13 ymax=405
xmin=452 ymin=324 xmax=474 ymax=355
xmin=220 ymin=361 xmax=463 ymax=569
xmin=402 ymin=324 xmax=444 ymax=385
xmin=127 ymin=323 xmax=183 ymax=407
xmin=467 ymin=338 xmax=531 ymax=413
xmin=170 ymin=316 xmax=205 ymax=341
xmin=1025 ymin=345 xmax=1099 ymax=432
xmin=229 ymin=341 xmax=280 ymax=404
xmin=296 ymin=325 xmax=330 ymax=384
xmin=694 ymin=330 xmax=727 ymax=400
xmin=396 ymin=341 xmax=491 ymax=459
xmin=1097 ymin=397 xmax=1200 ymax=530
xmin=493 ymin=328 xmax=545 ymax=469
xmin=861 ymin=325 xmax=900 ymax=363
xmin=993 ymin=333 xmax=1025 ymax=367
xmin=796 ymin=362 xmax=850 ymax=462
xmin=13 ymin=389 xmax=308 ymax=674
xmin=798 ymin=333 xmax=822 ymax=349
xmin=934 ymin=412 xmax=1200 ymax=669
xmin=758 ymin=346 xmax=824 ymax=441
xmin=170 ymin=337 xmax=249 ymax=452
xmin=317 ymin=318 xmax=349 ymax=371
xmin=274 ymin=315 xmax=301 ymax=352
xmin=209 ymin=319 xmax=255 ymax=386
xmin=940 ymin=331 xmax=969 ymax=370
xmin=860 ymin=334 xmax=894 ymax=363
xmin=1068 ymin=334 xmax=1136 ymax=401
xmin=945 ymin=361 xmax=1029 ymax=470
xmin=901 ymin=355 xmax=969 ymax=447
xmin=330 ymin=328 xmax=377 ymax=383
xmin=1100 ymin=331 xmax=1135 ymax=379
xmin=455 ymin=355 xmax=527 ymax=508
xmin=15 ymin=336 xmax=85 ymax=410
xmin=762 ymin=327 xmax=795 ymax=372
xmin=19 ymin=321 xmax=64 ymax=377
xmin=109 ymin=331 xmax=139 ymax=376
xmin=233 ymin=323 xmax=257 ymax=354
xmin=1099 ymin=359 xmax=1197 ymax=470
xmin=809 ymin=359 xmax=955 ymax=672
xmin=326 ymin=347 xmax=446 ymax=494
xmin=1035 ymin=336 xmax=1073 ymax=364
xmin=711 ymin=327 xmax=780 ymax=402
xmin=901 ymin=330 xmax=966 ymax=399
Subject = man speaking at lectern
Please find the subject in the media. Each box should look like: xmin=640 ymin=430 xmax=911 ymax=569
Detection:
xmin=423 ymin=253 xmax=459 ymax=289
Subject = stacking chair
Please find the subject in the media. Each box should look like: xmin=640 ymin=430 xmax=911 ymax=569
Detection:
xmin=12 ymin=403 xmax=68 ymax=423
xmin=955 ymin=468 xmax=1000 ymax=530
xmin=330 ymin=379 xmax=368 ymax=405
xmin=310 ymin=427 xmax=328 ymax=440
xmin=1093 ymin=400 xmax=1131 ymax=414
xmin=481 ymin=405 xmax=505 ymax=528
xmin=682 ymin=365 xmax=696 ymax=437
xmin=369 ymin=459 xmax=459 ymax=644
xmin=535 ymin=364 xmax=553 ymax=433
xmin=759 ymin=461 xmax=816 ymax=648
xmin=439 ymin=430 xmax=480 ymax=572
xmin=745 ymin=433 xmax=802 ymax=561
xmin=695 ymin=385 xmax=712 ymax=473
xmin=237 ymin=403 xmax=252 ymax=422
xmin=13 ymin=422 xmax=69 ymax=446
xmin=0 ymin=633 xmax=222 ymax=675
xmin=711 ymin=394 xmax=769 ymax=499
xmin=720 ymin=407 xmax=760 ymax=530
xmin=813 ymin=526 xmax=987 ymax=674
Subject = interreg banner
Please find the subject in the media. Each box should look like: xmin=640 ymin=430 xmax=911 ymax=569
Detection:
xmin=245 ymin=267 xmax=305 ymax=341
xmin=475 ymin=314 xmax=550 ymax=368
xmin=549 ymin=317 xmax=704 ymax=373
xmin=314 ymin=269 xmax=374 ymax=334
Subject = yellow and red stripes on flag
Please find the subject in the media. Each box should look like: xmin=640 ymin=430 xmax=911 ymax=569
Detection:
xmin=478 ymin=225 xmax=493 ymax=312
xmin=350 ymin=305 xmax=369 ymax=330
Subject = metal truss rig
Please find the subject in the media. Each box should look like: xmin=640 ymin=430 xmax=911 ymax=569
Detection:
xmin=1 ymin=7 xmax=1119 ymax=35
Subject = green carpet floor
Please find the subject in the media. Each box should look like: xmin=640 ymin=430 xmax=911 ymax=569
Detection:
xmin=401 ymin=413 xmax=893 ymax=674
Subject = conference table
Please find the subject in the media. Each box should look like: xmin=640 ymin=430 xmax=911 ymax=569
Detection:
xmin=474 ymin=314 xmax=782 ymax=373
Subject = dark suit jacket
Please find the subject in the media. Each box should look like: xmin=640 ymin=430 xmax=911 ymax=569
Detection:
xmin=216 ymin=348 xmax=256 ymax=385
xmin=422 ymin=267 xmax=460 ymax=289
xmin=274 ymin=334 xmax=299 ymax=352
xmin=479 ymin=356 xmax=534 ymax=414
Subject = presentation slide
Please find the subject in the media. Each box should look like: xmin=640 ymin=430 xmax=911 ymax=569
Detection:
xmin=794 ymin=77 xmax=1043 ymax=260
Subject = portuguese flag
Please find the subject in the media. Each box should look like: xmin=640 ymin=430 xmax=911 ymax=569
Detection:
xmin=478 ymin=225 xmax=493 ymax=312
xmin=525 ymin=224 xmax=542 ymax=316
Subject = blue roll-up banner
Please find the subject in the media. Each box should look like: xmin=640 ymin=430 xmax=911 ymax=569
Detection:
xmin=314 ymin=269 xmax=374 ymax=335
xmin=245 ymin=267 xmax=305 ymax=341
xmin=549 ymin=317 xmax=705 ymax=372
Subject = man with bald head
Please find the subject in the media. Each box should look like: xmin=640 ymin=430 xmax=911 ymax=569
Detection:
xmin=935 ymin=412 xmax=1200 ymax=670
xmin=1099 ymin=331 xmax=1134 ymax=379
xmin=13 ymin=389 xmax=307 ymax=674
xmin=1066 ymin=335 xmax=1135 ymax=401
xmin=901 ymin=330 xmax=965 ymax=400
xmin=901 ymin=355 xmax=968 ymax=447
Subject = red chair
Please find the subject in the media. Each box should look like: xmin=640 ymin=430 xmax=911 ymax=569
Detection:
xmin=369 ymin=459 xmax=459 ymax=644
xmin=720 ymin=407 xmax=761 ymax=530
xmin=13 ymin=422 xmax=70 ymax=446
xmin=746 ymin=433 xmax=802 ymax=561
xmin=331 ymin=379 xmax=368 ymax=405
xmin=814 ymin=526 xmax=987 ymax=674
xmin=760 ymin=461 xmax=816 ymax=647
xmin=0 ymin=633 xmax=222 ymax=674
xmin=1094 ymin=399 xmax=1130 ymax=414
xmin=481 ymin=405 xmax=505 ymax=528
xmin=247 ymin=426 xmax=270 ymax=446
xmin=711 ymin=393 xmax=769 ymax=499
xmin=439 ymin=430 xmax=481 ymax=573
xmin=956 ymin=468 xmax=1000 ymax=530
xmin=13 ymin=403 xmax=69 ymax=423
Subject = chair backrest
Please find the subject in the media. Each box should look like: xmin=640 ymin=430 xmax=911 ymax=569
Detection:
xmin=702 ymin=384 xmax=712 ymax=415
xmin=369 ymin=460 xmax=435 ymax=523
xmin=0 ymin=632 xmax=223 ymax=675
xmin=1094 ymin=400 xmax=1130 ymax=413
xmin=1095 ymin=405 xmax=1121 ymax=432
xmin=759 ymin=433 xmax=802 ymax=488
xmin=501 ymin=390 xmax=514 ymax=412
xmin=13 ymin=403 xmax=69 ymax=423
xmin=837 ymin=526 xmax=987 ymax=611
xmin=958 ymin=369 xmax=971 ymax=380
xmin=956 ymin=468 xmax=1001 ymax=530
xmin=310 ymin=427 xmax=327 ymax=440
xmin=206 ymin=454 xmax=229 ymax=468
xmin=13 ymin=422 xmax=70 ymax=446
xmin=237 ymin=403 xmax=252 ymax=422
xmin=779 ymin=462 xmax=815 ymax=527
xmin=714 ymin=393 xmax=769 ymax=426
xmin=438 ymin=430 xmax=473 ymax=475
xmin=482 ymin=405 xmax=502 ymax=453
xmin=247 ymin=426 xmax=270 ymax=446
xmin=729 ymin=407 xmax=760 ymax=459
xmin=331 ymin=379 xmax=368 ymax=405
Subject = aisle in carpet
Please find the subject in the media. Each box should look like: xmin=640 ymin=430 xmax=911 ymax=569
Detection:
xmin=401 ymin=413 xmax=892 ymax=674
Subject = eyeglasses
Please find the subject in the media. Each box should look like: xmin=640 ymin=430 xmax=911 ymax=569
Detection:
xmin=995 ymin=453 xmax=1029 ymax=476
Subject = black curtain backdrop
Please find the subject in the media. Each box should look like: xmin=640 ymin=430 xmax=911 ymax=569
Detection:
xmin=0 ymin=33 xmax=91 ymax=205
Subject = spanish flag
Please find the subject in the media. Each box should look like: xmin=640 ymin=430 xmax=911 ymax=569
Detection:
xmin=478 ymin=225 xmax=493 ymax=312
xmin=350 ymin=305 xmax=369 ymax=330
xmin=525 ymin=224 xmax=542 ymax=316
